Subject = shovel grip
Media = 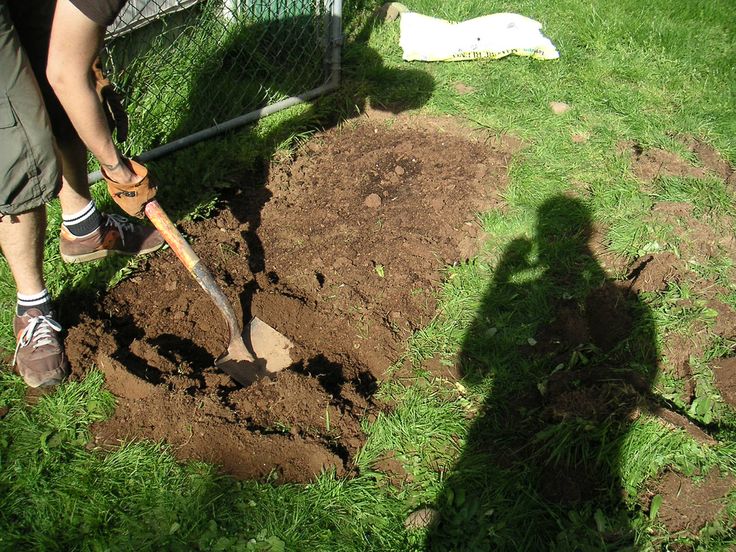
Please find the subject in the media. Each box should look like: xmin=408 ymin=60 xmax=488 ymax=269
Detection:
xmin=144 ymin=200 xmax=242 ymax=339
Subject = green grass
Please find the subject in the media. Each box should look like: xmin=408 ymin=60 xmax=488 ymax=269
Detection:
xmin=2 ymin=0 xmax=736 ymax=549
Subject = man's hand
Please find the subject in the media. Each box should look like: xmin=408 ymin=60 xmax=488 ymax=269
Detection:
xmin=103 ymin=158 xmax=157 ymax=218
xmin=92 ymin=57 xmax=128 ymax=143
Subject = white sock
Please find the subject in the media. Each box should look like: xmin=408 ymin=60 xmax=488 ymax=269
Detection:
xmin=17 ymin=289 xmax=52 ymax=316
xmin=62 ymin=200 xmax=103 ymax=237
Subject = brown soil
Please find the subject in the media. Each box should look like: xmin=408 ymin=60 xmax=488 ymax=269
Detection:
xmin=622 ymin=138 xmax=735 ymax=185
xmin=626 ymin=252 xmax=683 ymax=294
xmin=642 ymin=469 xmax=735 ymax=536
xmin=713 ymin=357 xmax=736 ymax=408
xmin=648 ymin=202 xmax=736 ymax=264
xmin=64 ymin=114 xmax=518 ymax=482
xmin=610 ymin=140 xmax=736 ymax=415
xmin=372 ymin=451 xmax=411 ymax=487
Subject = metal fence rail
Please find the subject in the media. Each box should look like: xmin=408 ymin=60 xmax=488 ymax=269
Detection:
xmin=90 ymin=0 xmax=342 ymax=180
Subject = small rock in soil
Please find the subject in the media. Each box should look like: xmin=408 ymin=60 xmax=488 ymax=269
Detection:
xmin=550 ymin=101 xmax=570 ymax=114
xmin=405 ymin=507 xmax=439 ymax=530
xmin=453 ymin=82 xmax=476 ymax=95
xmin=364 ymin=193 xmax=382 ymax=208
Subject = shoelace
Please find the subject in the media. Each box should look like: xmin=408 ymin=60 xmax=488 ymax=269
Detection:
xmin=105 ymin=214 xmax=135 ymax=247
xmin=13 ymin=315 xmax=63 ymax=366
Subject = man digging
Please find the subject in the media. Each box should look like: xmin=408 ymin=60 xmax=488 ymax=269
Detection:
xmin=1 ymin=0 xmax=162 ymax=387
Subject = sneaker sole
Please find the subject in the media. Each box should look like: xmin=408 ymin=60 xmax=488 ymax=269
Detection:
xmin=61 ymin=242 xmax=164 ymax=264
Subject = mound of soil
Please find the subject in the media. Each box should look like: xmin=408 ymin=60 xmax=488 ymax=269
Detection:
xmin=642 ymin=470 xmax=735 ymax=536
xmin=65 ymin=114 xmax=518 ymax=481
xmin=621 ymin=137 xmax=734 ymax=184
xmin=713 ymin=357 xmax=736 ymax=408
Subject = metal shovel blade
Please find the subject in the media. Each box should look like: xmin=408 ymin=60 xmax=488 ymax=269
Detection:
xmin=216 ymin=317 xmax=294 ymax=387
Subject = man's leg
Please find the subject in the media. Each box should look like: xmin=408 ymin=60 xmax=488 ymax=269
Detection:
xmin=55 ymin=132 xmax=165 ymax=264
xmin=47 ymin=0 xmax=136 ymax=185
xmin=1 ymin=2 xmax=67 ymax=387
xmin=0 ymin=211 xmax=67 ymax=388
xmin=57 ymin=132 xmax=95 ymax=215
xmin=0 ymin=209 xmax=47 ymax=297
xmin=0 ymin=212 xmax=66 ymax=389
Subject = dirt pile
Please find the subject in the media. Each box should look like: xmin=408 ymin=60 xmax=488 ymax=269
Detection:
xmin=642 ymin=470 xmax=735 ymax=536
xmin=65 ymin=114 xmax=518 ymax=481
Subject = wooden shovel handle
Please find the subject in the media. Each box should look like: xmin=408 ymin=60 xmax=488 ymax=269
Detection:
xmin=144 ymin=200 xmax=242 ymax=341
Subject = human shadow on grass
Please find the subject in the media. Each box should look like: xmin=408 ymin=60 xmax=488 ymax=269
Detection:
xmin=427 ymin=196 xmax=658 ymax=550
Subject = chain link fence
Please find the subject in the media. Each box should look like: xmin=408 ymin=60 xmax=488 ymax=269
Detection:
xmin=97 ymin=0 xmax=342 ymax=169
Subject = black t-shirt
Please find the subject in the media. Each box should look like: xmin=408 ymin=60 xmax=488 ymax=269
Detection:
xmin=70 ymin=0 xmax=127 ymax=26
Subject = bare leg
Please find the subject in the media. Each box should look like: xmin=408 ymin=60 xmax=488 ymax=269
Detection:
xmin=56 ymin=134 xmax=92 ymax=215
xmin=0 ymin=207 xmax=47 ymax=296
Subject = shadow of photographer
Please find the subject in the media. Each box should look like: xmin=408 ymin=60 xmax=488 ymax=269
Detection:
xmin=427 ymin=195 xmax=658 ymax=550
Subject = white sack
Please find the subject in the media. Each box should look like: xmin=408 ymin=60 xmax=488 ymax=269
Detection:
xmin=399 ymin=12 xmax=559 ymax=62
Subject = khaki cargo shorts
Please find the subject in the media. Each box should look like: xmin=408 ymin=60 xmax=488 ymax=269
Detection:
xmin=0 ymin=0 xmax=60 ymax=216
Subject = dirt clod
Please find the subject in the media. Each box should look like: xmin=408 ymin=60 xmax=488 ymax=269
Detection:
xmin=364 ymin=193 xmax=382 ymax=208
xmin=643 ymin=470 xmax=735 ymax=535
xmin=713 ymin=357 xmax=736 ymax=407
xmin=549 ymin=101 xmax=570 ymax=114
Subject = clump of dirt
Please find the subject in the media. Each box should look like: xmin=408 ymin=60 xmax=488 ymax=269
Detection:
xmin=709 ymin=299 xmax=736 ymax=340
xmin=626 ymin=252 xmax=682 ymax=294
xmin=64 ymin=114 xmax=518 ymax=481
xmin=642 ymin=470 xmax=735 ymax=536
xmin=372 ymin=451 xmax=411 ymax=487
xmin=713 ymin=357 xmax=736 ymax=408
xmin=621 ymin=138 xmax=735 ymax=184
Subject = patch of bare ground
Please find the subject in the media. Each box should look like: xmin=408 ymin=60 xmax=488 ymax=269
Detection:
xmin=372 ymin=451 xmax=412 ymax=487
xmin=642 ymin=469 xmax=735 ymax=536
xmin=624 ymin=248 xmax=736 ymax=407
xmin=63 ymin=114 xmax=519 ymax=482
xmin=713 ymin=357 xmax=736 ymax=408
xmin=621 ymin=137 xmax=734 ymax=185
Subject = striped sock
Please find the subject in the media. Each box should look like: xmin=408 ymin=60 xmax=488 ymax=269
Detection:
xmin=17 ymin=289 xmax=53 ymax=316
xmin=62 ymin=200 xmax=103 ymax=237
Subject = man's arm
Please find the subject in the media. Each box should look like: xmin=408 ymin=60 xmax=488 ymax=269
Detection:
xmin=46 ymin=0 xmax=136 ymax=185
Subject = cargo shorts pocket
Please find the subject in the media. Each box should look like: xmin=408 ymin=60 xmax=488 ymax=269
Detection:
xmin=0 ymin=94 xmax=44 ymax=213
xmin=0 ymin=94 xmax=15 ymax=128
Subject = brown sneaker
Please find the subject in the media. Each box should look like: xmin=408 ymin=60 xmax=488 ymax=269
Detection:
xmin=60 ymin=213 xmax=164 ymax=263
xmin=13 ymin=309 xmax=68 ymax=388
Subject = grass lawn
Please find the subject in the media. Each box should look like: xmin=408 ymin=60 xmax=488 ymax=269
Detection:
xmin=2 ymin=0 xmax=736 ymax=550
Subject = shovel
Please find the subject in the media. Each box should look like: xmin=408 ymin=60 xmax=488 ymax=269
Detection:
xmin=143 ymin=200 xmax=294 ymax=386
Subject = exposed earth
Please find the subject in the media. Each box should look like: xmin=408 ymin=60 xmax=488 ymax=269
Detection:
xmin=59 ymin=118 xmax=735 ymax=535
xmin=64 ymin=114 xmax=518 ymax=482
